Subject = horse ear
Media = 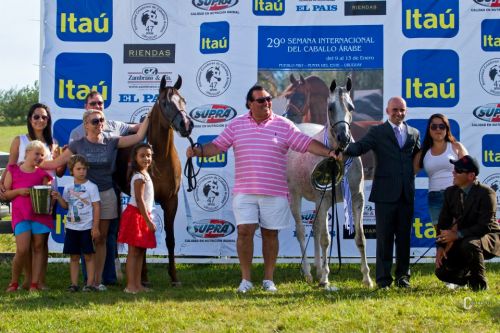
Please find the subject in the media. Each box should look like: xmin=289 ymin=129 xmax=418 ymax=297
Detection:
xmin=299 ymin=75 xmax=306 ymax=84
xmin=346 ymin=77 xmax=352 ymax=92
xmin=330 ymin=80 xmax=337 ymax=93
xmin=174 ymin=75 xmax=182 ymax=90
xmin=160 ymin=75 xmax=166 ymax=91
xmin=290 ymin=74 xmax=297 ymax=85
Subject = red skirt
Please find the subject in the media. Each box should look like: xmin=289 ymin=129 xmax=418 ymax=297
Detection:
xmin=118 ymin=205 xmax=157 ymax=249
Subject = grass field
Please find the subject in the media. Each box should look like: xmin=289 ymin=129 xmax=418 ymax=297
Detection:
xmin=0 ymin=262 xmax=498 ymax=332
xmin=0 ymin=125 xmax=24 ymax=152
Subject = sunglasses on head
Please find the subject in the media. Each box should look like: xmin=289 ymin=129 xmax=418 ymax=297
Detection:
xmin=89 ymin=117 xmax=105 ymax=126
xmin=32 ymin=114 xmax=49 ymax=121
xmin=88 ymin=101 xmax=104 ymax=107
xmin=454 ymin=167 xmax=469 ymax=174
xmin=430 ymin=123 xmax=446 ymax=131
xmin=254 ymin=96 xmax=273 ymax=104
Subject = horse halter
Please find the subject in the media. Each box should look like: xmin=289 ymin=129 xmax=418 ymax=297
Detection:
xmin=286 ymin=90 xmax=311 ymax=117
xmin=158 ymin=90 xmax=193 ymax=138
xmin=330 ymin=120 xmax=351 ymax=152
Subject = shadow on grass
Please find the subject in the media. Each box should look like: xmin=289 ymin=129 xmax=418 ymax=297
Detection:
xmin=1 ymin=262 xmax=498 ymax=313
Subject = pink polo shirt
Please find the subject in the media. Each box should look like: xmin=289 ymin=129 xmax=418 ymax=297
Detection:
xmin=213 ymin=112 xmax=313 ymax=198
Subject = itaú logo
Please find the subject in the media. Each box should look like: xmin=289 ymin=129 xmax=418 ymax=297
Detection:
xmin=403 ymin=0 xmax=458 ymax=38
xmin=54 ymin=53 xmax=112 ymax=109
xmin=402 ymin=49 xmax=459 ymax=107
xmin=253 ymin=0 xmax=285 ymax=16
xmin=56 ymin=0 xmax=112 ymax=41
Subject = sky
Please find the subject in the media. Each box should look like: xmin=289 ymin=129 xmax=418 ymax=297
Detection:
xmin=0 ymin=0 xmax=40 ymax=90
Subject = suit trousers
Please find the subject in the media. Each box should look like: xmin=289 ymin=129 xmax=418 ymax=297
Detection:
xmin=374 ymin=196 xmax=413 ymax=287
xmin=435 ymin=236 xmax=490 ymax=290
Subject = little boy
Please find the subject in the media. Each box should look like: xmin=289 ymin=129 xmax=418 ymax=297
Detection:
xmin=53 ymin=154 xmax=100 ymax=292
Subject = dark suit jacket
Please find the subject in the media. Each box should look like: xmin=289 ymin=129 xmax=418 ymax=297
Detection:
xmin=344 ymin=121 xmax=420 ymax=203
xmin=438 ymin=181 xmax=500 ymax=257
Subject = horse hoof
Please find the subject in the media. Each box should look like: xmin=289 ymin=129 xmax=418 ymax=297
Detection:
xmin=305 ymin=275 xmax=313 ymax=284
xmin=324 ymin=285 xmax=339 ymax=292
xmin=363 ymin=278 xmax=374 ymax=288
xmin=171 ymin=281 xmax=182 ymax=288
xmin=318 ymin=281 xmax=328 ymax=288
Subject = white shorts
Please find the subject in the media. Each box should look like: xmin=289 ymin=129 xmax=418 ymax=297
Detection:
xmin=232 ymin=194 xmax=292 ymax=230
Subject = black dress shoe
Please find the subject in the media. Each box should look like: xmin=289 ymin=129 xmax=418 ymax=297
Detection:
xmin=395 ymin=278 xmax=411 ymax=288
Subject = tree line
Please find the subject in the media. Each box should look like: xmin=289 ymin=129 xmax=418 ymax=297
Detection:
xmin=0 ymin=81 xmax=39 ymax=126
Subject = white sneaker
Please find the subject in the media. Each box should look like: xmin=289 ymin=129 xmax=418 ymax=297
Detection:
xmin=237 ymin=279 xmax=253 ymax=293
xmin=262 ymin=280 xmax=277 ymax=292
xmin=96 ymin=284 xmax=107 ymax=292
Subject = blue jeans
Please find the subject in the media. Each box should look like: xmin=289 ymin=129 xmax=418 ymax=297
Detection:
xmin=428 ymin=190 xmax=445 ymax=226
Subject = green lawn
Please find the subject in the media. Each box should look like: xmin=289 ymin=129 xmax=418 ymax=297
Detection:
xmin=0 ymin=262 xmax=498 ymax=332
xmin=0 ymin=125 xmax=24 ymax=152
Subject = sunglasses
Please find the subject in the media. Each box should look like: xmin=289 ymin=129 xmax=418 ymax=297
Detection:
xmin=454 ymin=168 xmax=469 ymax=174
xmin=430 ymin=123 xmax=446 ymax=131
xmin=89 ymin=117 xmax=105 ymax=126
xmin=254 ymin=96 xmax=273 ymax=104
xmin=88 ymin=101 xmax=104 ymax=107
xmin=32 ymin=114 xmax=49 ymax=121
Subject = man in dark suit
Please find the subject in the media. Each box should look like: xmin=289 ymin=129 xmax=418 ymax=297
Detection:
xmin=338 ymin=96 xmax=420 ymax=288
xmin=435 ymin=155 xmax=499 ymax=291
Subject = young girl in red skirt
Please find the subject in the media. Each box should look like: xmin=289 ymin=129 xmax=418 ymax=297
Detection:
xmin=118 ymin=143 xmax=156 ymax=294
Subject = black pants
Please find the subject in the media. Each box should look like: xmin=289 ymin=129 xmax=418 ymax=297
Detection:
xmin=374 ymin=196 xmax=413 ymax=287
xmin=435 ymin=236 xmax=490 ymax=290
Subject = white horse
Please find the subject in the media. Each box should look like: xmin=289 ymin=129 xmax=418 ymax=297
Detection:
xmin=287 ymin=78 xmax=373 ymax=289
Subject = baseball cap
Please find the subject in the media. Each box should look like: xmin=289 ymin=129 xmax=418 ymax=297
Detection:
xmin=449 ymin=155 xmax=480 ymax=176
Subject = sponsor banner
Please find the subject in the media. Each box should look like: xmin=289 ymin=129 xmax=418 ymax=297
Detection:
xmin=258 ymin=25 xmax=383 ymax=70
xmin=41 ymin=1 xmax=500 ymax=259
xmin=482 ymin=173 xmax=500 ymax=218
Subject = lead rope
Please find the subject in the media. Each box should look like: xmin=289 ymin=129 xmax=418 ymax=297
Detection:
xmin=183 ymin=137 xmax=203 ymax=192
xmin=328 ymin=152 xmax=342 ymax=275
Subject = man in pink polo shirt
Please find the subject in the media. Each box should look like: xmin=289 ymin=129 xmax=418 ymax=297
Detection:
xmin=187 ymin=85 xmax=336 ymax=293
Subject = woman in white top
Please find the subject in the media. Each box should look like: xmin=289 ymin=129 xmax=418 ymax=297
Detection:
xmin=0 ymin=103 xmax=64 ymax=290
xmin=413 ymin=114 xmax=468 ymax=226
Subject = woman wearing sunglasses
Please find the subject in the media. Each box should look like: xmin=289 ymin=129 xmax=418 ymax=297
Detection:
xmin=413 ymin=114 xmax=468 ymax=227
xmin=0 ymin=103 xmax=65 ymax=290
xmin=41 ymin=109 xmax=150 ymax=291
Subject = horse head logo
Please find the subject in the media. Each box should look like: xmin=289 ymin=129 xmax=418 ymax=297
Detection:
xmin=206 ymin=66 xmax=222 ymax=89
xmin=141 ymin=10 xmax=159 ymax=33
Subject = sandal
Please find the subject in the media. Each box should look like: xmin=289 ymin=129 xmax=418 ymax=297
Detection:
xmin=29 ymin=283 xmax=40 ymax=292
xmin=6 ymin=282 xmax=19 ymax=292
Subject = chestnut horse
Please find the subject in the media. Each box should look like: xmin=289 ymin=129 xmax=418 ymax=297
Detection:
xmin=282 ymin=74 xmax=329 ymax=125
xmin=115 ymin=75 xmax=193 ymax=286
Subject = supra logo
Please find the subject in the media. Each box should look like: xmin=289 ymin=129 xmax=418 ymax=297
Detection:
xmin=200 ymin=21 xmax=229 ymax=54
xmin=54 ymin=53 xmax=112 ymax=109
xmin=402 ymin=49 xmax=459 ymax=107
xmin=479 ymin=58 xmax=500 ymax=96
xmin=253 ymin=0 xmax=285 ymax=16
xmin=474 ymin=0 xmax=500 ymax=7
xmin=196 ymin=135 xmax=227 ymax=168
xmin=193 ymin=174 xmax=229 ymax=211
xmin=189 ymin=104 xmax=237 ymax=124
xmin=402 ymin=0 xmax=458 ymax=38
xmin=481 ymin=19 xmax=500 ymax=52
xmin=482 ymin=135 xmax=500 ymax=167
xmin=196 ymin=60 xmax=231 ymax=97
xmin=187 ymin=219 xmax=235 ymax=238
xmin=56 ymin=0 xmax=112 ymax=41
xmin=192 ymin=0 xmax=239 ymax=11
xmin=131 ymin=3 xmax=168 ymax=40
xmin=473 ymin=104 xmax=500 ymax=123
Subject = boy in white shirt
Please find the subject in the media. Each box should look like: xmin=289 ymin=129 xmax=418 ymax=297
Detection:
xmin=53 ymin=155 xmax=100 ymax=292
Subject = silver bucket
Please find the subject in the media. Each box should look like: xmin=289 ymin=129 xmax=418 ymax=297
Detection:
xmin=29 ymin=185 xmax=52 ymax=214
